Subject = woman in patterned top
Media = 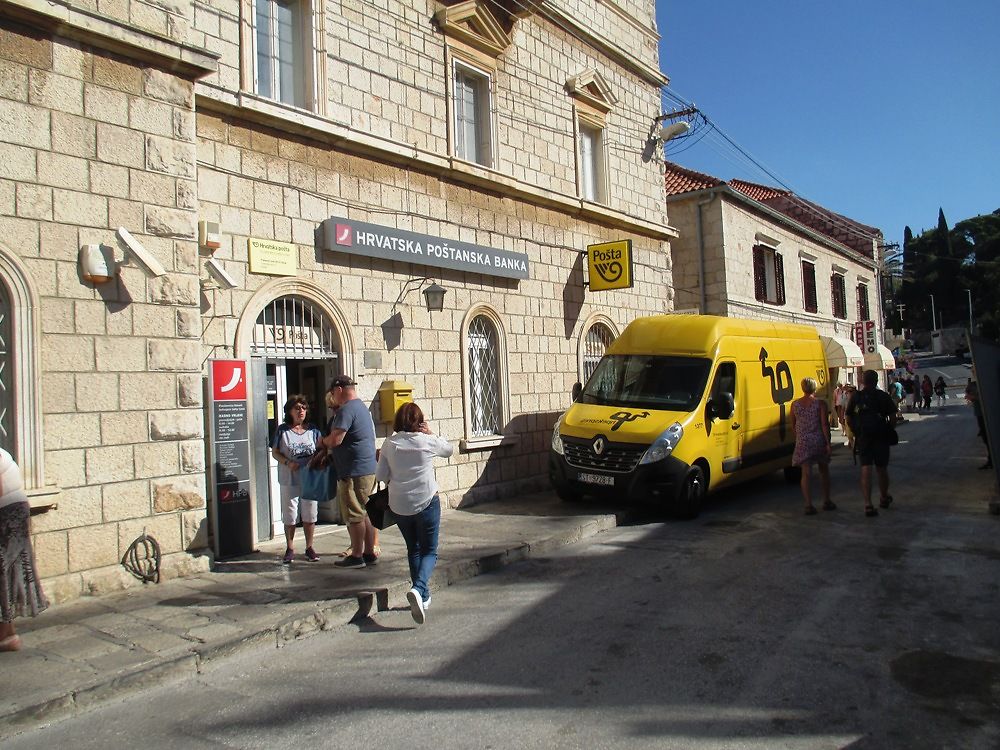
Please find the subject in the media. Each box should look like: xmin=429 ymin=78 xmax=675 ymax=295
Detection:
xmin=271 ymin=395 xmax=323 ymax=564
xmin=789 ymin=377 xmax=835 ymax=516
xmin=1 ymin=447 xmax=48 ymax=652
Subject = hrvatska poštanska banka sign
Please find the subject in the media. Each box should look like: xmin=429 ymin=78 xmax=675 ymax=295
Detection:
xmin=319 ymin=217 xmax=530 ymax=280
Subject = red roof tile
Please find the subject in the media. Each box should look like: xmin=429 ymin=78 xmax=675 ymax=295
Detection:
xmin=728 ymin=179 xmax=788 ymax=202
xmin=663 ymin=161 xmax=722 ymax=196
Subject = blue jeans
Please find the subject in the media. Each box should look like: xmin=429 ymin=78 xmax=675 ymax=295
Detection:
xmin=394 ymin=496 xmax=440 ymax=601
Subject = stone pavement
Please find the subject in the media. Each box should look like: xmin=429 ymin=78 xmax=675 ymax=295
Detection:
xmin=1 ymin=493 xmax=624 ymax=739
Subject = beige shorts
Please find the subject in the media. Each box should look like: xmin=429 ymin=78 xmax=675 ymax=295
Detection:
xmin=337 ymin=474 xmax=375 ymax=524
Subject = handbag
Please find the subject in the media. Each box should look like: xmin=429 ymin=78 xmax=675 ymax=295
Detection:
xmin=299 ymin=464 xmax=332 ymax=501
xmin=366 ymin=485 xmax=397 ymax=530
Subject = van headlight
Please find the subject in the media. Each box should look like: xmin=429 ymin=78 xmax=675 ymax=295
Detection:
xmin=551 ymin=420 xmax=564 ymax=455
xmin=639 ymin=422 xmax=683 ymax=465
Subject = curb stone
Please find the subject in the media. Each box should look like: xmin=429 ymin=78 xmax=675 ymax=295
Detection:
xmin=1 ymin=508 xmax=622 ymax=739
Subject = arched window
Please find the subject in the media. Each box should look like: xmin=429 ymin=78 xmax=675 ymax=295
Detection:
xmin=581 ymin=320 xmax=615 ymax=382
xmin=0 ymin=246 xmax=45 ymax=493
xmin=465 ymin=311 xmax=505 ymax=439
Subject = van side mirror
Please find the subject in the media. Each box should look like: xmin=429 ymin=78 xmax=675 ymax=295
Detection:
xmin=571 ymin=382 xmax=583 ymax=402
xmin=711 ymin=392 xmax=735 ymax=420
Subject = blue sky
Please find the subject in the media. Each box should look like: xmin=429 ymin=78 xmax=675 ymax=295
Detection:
xmin=655 ymin=1 xmax=1000 ymax=247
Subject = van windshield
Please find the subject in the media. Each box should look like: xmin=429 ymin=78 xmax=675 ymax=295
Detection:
xmin=579 ymin=355 xmax=711 ymax=412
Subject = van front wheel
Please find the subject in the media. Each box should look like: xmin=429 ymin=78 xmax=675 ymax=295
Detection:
xmin=554 ymin=482 xmax=584 ymax=503
xmin=674 ymin=465 xmax=706 ymax=519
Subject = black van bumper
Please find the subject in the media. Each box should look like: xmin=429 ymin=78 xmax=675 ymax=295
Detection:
xmin=548 ymin=450 xmax=691 ymax=503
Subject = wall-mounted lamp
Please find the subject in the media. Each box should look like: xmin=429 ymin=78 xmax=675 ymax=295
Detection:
xmin=659 ymin=121 xmax=691 ymax=142
xmin=422 ymin=282 xmax=447 ymax=312
xmin=393 ymin=277 xmax=448 ymax=313
xmin=79 ymin=244 xmax=117 ymax=284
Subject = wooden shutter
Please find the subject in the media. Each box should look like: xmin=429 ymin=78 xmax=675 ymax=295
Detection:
xmin=774 ymin=252 xmax=786 ymax=305
xmin=752 ymin=246 xmax=766 ymax=301
xmin=802 ymin=261 xmax=817 ymax=312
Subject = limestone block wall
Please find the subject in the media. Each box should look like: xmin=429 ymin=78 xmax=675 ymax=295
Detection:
xmin=191 ymin=0 xmax=666 ymax=225
xmin=719 ymin=199 xmax=876 ymax=339
xmin=196 ymin=110 xmax=673 ymax=504
xmin=0 ymin=20 xmax=209 ymax=603
xmin=663 ymin=195 xmax=727 ymax=316
xmin=556 ymin=0 xmax=660 ymax=66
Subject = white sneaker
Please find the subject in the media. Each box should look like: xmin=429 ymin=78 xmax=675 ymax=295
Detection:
xmin=406 ymin=588 xmax=425 ymax=625
xmin=423 ymin=596 xmax=431 ymax=611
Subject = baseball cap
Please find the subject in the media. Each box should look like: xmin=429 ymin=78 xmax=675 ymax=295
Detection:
xmin=330 ymin=375 xmax=357 ymax=389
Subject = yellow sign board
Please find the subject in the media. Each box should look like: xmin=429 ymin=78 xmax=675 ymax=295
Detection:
xmin=586 ymin=240 xmax=634 ymax=291
xmin=248 ymin=238 xmax=297 ymax=276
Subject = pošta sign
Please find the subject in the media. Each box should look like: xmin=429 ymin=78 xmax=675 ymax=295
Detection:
xmin=319 ymin=216 xmax=530 ymax=280
xmin=586 ymin=239 xmax=634 ymax=291
xmin=208 ymin=359 xmax=254 ymax=559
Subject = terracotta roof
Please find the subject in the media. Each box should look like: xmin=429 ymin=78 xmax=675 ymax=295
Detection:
xmin=664 ymin=162 xmax=882 ymax=258
xmin=728 ymin=179 xmax=788 ymax=203
xmin=663 ymin=161 xmax=722 ymax=196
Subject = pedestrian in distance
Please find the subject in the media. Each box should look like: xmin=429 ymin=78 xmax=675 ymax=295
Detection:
xmin=1 ymin=447 xmax=49 ymax=652
xmin=903 ymin=376 xmax=916 ymax=413
xmin=789 ymin=377 xmax=834 ymax=515
xmin=375 ymin=402 xmax=454 ymax=624
xmin=846 ymin=370 xmax=897 ymax=517
xmin=835 ymin=382 xmax=850 ymax=438
xmin=920 ymin=375 xmax=933 ymax=411
xmin=889 ymin=377 xmax=905 ymax=423
xmin=271 ymin=395 xmax=323 ymax=564
xmin=934 ymin=376 xmax=947 ymax=408
xmin=323 ymin=376 xmax=379 ymax=569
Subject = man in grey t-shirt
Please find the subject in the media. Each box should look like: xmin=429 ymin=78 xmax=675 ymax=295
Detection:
xmin=323 ymin=375 xmax=378 ymax=568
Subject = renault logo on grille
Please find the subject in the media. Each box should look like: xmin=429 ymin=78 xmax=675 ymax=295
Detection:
xmin=592 ymin=437 xmax=606 ymax=455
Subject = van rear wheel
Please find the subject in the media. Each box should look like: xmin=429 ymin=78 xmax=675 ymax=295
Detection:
xmin=674 ymin=465 xmax=706 ymax=519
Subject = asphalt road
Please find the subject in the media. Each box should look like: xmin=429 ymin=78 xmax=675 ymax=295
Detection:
xmin=9 ymin=398 xmax=999 ymax=750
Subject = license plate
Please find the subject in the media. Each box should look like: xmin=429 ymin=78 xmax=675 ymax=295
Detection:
xmin=578 ymin=472 xmax=614 ymax=486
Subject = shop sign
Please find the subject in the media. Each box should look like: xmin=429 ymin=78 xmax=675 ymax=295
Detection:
xmin=249 ymin=238 xmax=297 ymax=276
xmin=320 ymin=216 xmax=529 ymax=280
xmin=855 ymin=320 xmax=877 ymax=356
xmin=208 ymin=359 xmax=254 ymax=559
xmin=586 ymin=239 xmax=634 ymax=291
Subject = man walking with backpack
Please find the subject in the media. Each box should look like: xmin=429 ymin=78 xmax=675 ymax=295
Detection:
xmin=846 ymin=370 xmax=897 ymax=517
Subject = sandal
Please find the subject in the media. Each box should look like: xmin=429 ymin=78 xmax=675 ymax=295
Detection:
xmin=865 ymin=506 xmax=879 ymax=517
xmin=804 ymin=505 xmax=818 ymax=516
xmin=879 ymin=495 xmax=894 ymax=509
xmin=822 ymin=500 xmax=837 ymax=511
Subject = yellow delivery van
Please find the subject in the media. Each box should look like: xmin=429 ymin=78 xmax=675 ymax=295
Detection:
xmin=549 ymin=315 xmax=830 ymax=517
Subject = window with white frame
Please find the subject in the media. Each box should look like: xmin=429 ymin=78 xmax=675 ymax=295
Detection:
xmin=466 ymin=314 xmax=503 ymax=437
xmin=453 ymin=61 xmax=493 ymax=167
xmin=254 ymin=0 xmax=311 ymax=108
xmin=579 ymin=122 xmax=606 ymax=203
xmin=582 ymin=321 xmax=614 ymax=382
xmin=752 ymin=245 xmax=786 ymax=305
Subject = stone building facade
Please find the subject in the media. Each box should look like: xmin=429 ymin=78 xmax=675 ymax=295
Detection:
xmin=663 ymin=162 xmax=888 ymax=382
xmin=0 ymin=0 xmax=676 ymax=601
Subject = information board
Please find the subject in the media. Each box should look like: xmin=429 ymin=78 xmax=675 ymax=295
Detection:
xmin=208 ymin=359 xmax=254 ymax=558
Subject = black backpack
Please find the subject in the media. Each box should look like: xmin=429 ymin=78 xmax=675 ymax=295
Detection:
xmin=850 ymin=390 xmax=889 ymax=441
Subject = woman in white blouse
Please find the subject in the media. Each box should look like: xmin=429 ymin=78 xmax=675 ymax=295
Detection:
xmin=375 ymin=402 xmax=453 ymax=625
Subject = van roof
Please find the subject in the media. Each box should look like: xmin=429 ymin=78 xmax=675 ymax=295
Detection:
xmin=609 ymin=315 xmax=820 ymax=357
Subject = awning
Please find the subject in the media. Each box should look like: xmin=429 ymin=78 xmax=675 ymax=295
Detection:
xmin=821 ymin=336 xmax=865 ymax=368
xmin=864 ymin=343 xmax=895 ymax=371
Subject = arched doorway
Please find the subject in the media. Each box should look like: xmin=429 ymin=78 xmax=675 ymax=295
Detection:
xmin=237 ymin=286 xmax=352 ymax=541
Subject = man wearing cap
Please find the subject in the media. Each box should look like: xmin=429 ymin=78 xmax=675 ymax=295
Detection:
xmin=323 ymin=376 xmax=378 ymax=568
